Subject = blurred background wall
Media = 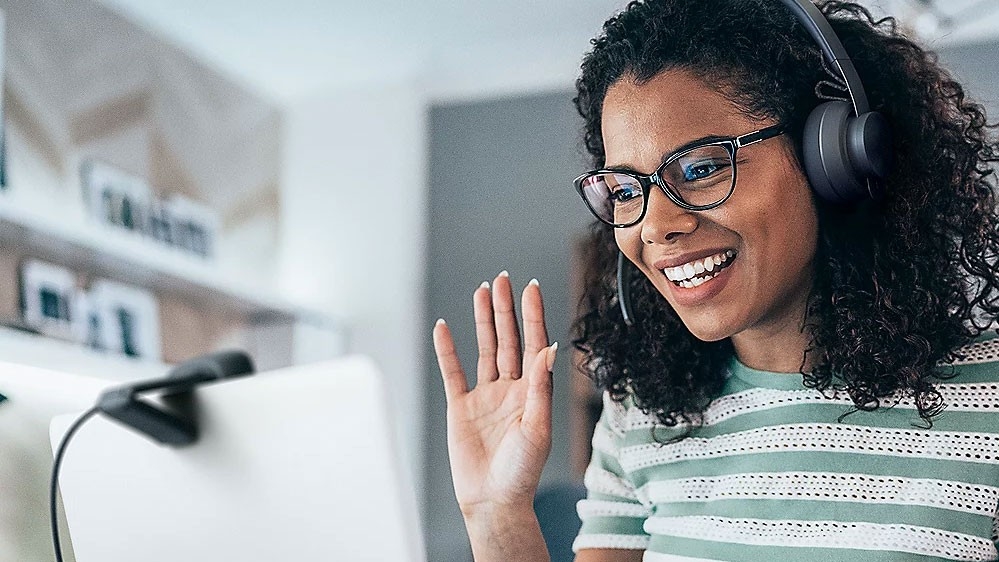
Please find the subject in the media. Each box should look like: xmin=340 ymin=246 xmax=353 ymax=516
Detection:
xmin=1 ymin=1 xmax=997 ymax=561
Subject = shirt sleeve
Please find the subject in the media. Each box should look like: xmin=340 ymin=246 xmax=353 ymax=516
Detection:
xmin=572 ymin=391 xmax=652 ymax=553
xmin=991 ymin=505 xmax=998 ymax=554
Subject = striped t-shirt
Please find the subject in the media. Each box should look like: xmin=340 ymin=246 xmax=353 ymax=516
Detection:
xmin=574 ymin=334 xmax=999 ymax=561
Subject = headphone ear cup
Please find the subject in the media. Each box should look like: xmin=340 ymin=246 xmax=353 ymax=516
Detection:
xmin=802 ymin=101 xmax=893 ymax=204
xmin=847 ymin=111 xmax=893 ymax=184
xmin=802 ymin=101 xmax=869 ymax=205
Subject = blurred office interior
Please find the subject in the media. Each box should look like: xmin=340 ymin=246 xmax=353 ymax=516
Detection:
xmin=0 ymin=1 xmax=996 ymax=560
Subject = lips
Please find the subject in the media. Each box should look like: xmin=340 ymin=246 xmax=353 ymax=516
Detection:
xmin=661 ymin=251 xmax=738 ymax=306
xmin=653 ymin=248 xmax=738 ymax=271
xmin=641 ymin=246 xmax=740 ymax=307
xmin=664 ymin=250 xmax=736 ymax=288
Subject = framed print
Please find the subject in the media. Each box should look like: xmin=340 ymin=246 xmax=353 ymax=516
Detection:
xmin=0 ymin=8 xmax=7 ymax=190
xmin=80 ymin=159 xmax=153 ymax=233
xmin=87 ymin=279 xmax=161 ymax=361
xmin=165 ymin=194 xmax=218 ymax=259
xmin=19 ymin=258 xmax=77 ymax=340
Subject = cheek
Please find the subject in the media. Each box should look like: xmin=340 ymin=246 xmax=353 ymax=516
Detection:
xmin=752 ymin=190 xmax=819 ymax=275
xmin=614 ymin=228 xmax=644 ymax=267
xmin=778 ymin=181 xmax=820 ymax=246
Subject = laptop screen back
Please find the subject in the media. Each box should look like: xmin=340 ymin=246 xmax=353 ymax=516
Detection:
xmin=51 ymin=356 xmax=425 ymax=562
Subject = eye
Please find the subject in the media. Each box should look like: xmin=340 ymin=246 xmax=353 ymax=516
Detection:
xmin=610 ymin=182 xmax=642 ymax=203
xmin=682 ymin=159 xmax=727 ymax=181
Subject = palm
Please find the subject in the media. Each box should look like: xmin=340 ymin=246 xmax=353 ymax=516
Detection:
xmin=449 ymin=378 xmax=545 ymax=506
xmin=433 ymin=273 xmax=554 ymax=514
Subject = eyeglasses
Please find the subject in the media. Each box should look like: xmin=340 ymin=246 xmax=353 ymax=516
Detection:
xmin=573 ymin=124 xmax=786 ymax=227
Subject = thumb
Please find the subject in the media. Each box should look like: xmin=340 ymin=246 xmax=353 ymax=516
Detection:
xmin=522 ymin=342 xmax=556 ymax=438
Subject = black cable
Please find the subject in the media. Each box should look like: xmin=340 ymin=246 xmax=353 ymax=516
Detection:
xmin=47 ymin=351 xmax=253 ymax=560
xmin=50 ymin=406 xmax=100 ymax=562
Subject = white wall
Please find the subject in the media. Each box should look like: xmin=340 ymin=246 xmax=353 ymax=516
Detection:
xmin=277 ymin=77 xmax=430 ymax=506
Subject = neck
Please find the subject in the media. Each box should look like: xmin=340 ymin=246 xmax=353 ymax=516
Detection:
xmin=730 ymin=273 xmax=816 ymax=375
xmin=731 ymin=322 xmax=814 ymax=374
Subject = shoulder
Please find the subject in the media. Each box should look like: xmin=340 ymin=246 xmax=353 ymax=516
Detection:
xmin=936 ymin=330 xmax=999 ymax=384
xmin=924 ymin=331 xmax=999 ymax=424
xmin=599 ymin=391 xmax=636 ymax=437
xmin=599 ymin=391 xmax=663 ymax=435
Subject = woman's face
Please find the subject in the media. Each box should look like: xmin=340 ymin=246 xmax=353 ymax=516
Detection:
xmin=604 ymin=70 xmax=818 ymax=344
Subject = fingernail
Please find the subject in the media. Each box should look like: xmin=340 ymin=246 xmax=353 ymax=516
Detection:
xmin=546 ymin=342 xmax=558 ymax=372
xmin=498 ymin=270 xmax=509 ymax=278
xmin=479 ymin=281 xmax=490 ymax=290
xmin=529 ymin=278 xmax=539 ymax=287
xmin=435 ymin=318 xmax=446 ymax=326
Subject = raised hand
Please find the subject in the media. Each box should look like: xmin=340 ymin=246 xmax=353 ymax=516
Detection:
xmin=433 ymin=271 xmax=557 ymax=517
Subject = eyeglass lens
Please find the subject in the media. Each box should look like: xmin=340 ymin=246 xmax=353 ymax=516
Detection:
xmin=579 ymin=144 xmax=734 ymax=225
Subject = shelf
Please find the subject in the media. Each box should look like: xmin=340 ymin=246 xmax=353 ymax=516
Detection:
xmin=0 ymin=325 xmax=168 ymax=381
xmin=0 ymin=200 xmax=323 ymax=325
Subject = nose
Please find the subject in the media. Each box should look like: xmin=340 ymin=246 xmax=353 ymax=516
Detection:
xmin=640 ymin=184 xmax=698 ymax=244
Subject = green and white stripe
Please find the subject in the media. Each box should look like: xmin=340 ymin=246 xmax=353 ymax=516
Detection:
xmin=574 ymin=335 xmax=999 ymax=561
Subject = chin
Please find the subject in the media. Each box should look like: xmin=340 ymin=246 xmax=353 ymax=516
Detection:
xmin=677 ymin=317 xmax=738 ymax=343
xmin=686 ymin=330 xmax=732 ymax=343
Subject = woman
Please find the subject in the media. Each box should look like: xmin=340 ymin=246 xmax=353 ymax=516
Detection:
xmin=433 ymin=0 xmax=999 ymax=560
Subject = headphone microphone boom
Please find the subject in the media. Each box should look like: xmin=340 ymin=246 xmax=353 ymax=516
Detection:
xmin=616 ymin=0 xmax=894 ymax=326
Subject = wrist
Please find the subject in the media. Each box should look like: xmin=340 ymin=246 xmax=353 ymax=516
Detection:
xmin=462 ymin=502 xmax=549 ymax=562
xmin=460 ymin=499 xmax=535 ymax=527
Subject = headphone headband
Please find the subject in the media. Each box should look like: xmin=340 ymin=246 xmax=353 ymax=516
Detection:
xmin=778 ymin=0 xmax=870 ymax=115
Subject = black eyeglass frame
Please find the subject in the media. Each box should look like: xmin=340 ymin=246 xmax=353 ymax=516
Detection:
xmin=573 ymin=124 xmax=787 ymax=228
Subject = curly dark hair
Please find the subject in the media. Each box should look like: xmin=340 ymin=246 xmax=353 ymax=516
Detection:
xmin=571 ymin=0 xmax=999 ymax=429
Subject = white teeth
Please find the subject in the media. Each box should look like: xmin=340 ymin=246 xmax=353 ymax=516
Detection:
xmin=662 ymin=250 xmax=737 ymax=287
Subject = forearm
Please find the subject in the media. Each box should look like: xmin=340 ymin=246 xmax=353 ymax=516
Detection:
xmin=463 ymin=504 xmax=551 ymax=562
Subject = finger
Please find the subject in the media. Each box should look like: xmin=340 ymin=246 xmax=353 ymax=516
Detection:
xmin=522 ymin=343 xmax=557 ymax=441
xmin=521 ymin=278 xmax=549 ymax=376
xmin=472 ymin=281 xmax=499 ymax=384
xmin=492 ymin=271 xmax=523 ymax=379
xmin=433 ymin=319 xmax=469 ymax=400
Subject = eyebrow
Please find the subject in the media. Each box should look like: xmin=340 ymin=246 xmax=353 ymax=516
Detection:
xmin=604 ymin=133 xmax=731 ymax=174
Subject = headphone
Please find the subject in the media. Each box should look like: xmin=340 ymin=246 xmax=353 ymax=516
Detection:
xmin=617 ymin=0 xmax=894 ymax=326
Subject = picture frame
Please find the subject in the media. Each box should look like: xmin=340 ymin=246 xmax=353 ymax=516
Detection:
xmin=19 ymin=258 xmax=78 ymax=340
xmin=80 ymin=159 xmax=153 ymax=234
xmin=87 ymin=279 xmax=161 ymax=361
xmin=78 ymin=159 xmax=218 ymax=261
xmin=164 ymin=194 xmax=218 ymax=259
xmin=0 ymin=8 xmax=7 ymax=191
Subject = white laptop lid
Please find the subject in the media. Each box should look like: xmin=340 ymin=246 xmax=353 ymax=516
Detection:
xmin=50 ymin=355 xmax=425 ymax=562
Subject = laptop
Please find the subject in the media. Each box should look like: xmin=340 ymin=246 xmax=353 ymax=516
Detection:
xmin=50 ymin=355 xmax=426 ymax=562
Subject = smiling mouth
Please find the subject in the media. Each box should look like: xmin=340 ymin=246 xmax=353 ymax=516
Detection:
xmin=663 ymin=250 xmax=736 ymax=289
